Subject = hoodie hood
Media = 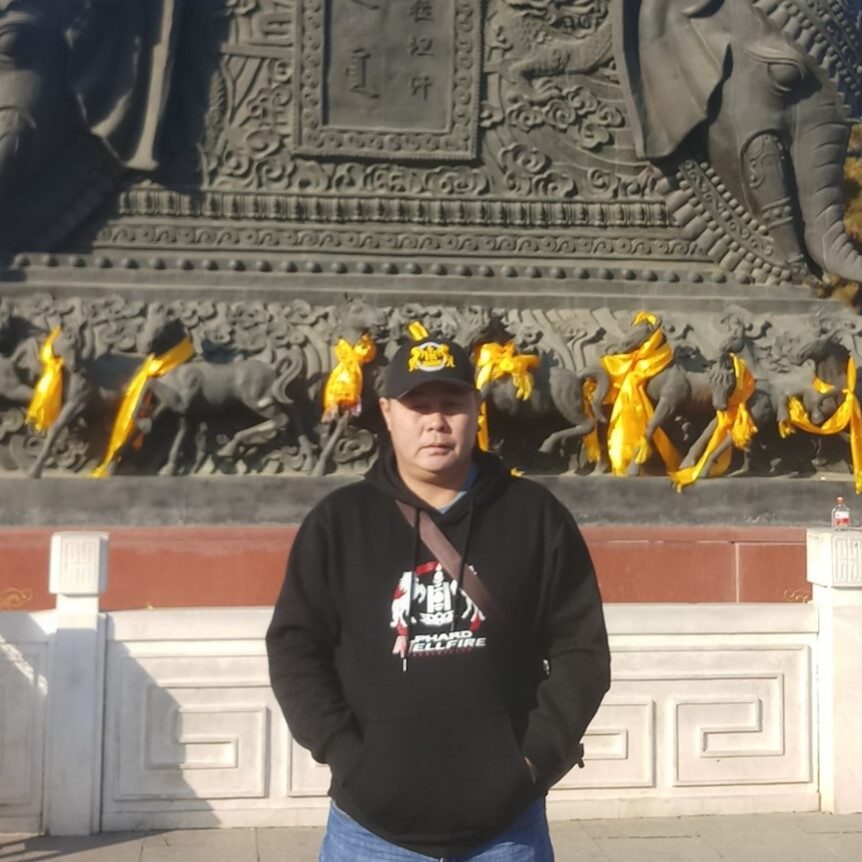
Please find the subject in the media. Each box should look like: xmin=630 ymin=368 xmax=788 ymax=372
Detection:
xmin=364 ymin=447 xmax=512 ymax=521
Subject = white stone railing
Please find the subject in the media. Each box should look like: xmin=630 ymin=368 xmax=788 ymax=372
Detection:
xmin=0 ymin=528 xmax=859 ymax=833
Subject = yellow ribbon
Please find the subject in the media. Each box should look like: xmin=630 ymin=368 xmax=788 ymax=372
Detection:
xmin=26 ymin=327 xmax=64 ymax=433
xmin=670 ymin=354 xmax=757 ymax=491
xmin=474 ymin=341 xmax=539 ymax=451
xmin=778 ymin=357 xmax=862 ymax=493
xmin=601 ymin=312 xmax=680 ymax=475
xmin=322 ymin=333 xmax=377 ymax=422
xmin=91 ymin=337 xmax=195 ymax=477
xmin=407 ymin=321 xmax=429 ymax=341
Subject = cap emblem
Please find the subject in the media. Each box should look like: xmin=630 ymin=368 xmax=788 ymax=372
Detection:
xmin=408 ymin=341 xmax=456 ymax=373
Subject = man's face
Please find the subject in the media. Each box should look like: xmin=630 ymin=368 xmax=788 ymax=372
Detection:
xmin=379 ymin=382 xmax=480 ymax=484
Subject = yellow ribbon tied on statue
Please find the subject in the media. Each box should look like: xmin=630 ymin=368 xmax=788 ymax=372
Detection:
xmin=474 ymin=341 xmax=539 ymax=451
xmin=91 ymin=337 xmax=195 ymax=477
xmin=777 ymin=357 xmax=862 ymax=494
xmin=322 ymin=333 xmax=377 ymax=422
xmin=670 ymin=354 xmax=757 ymax=491
xmin=601 ymin=311 xmax=680 ymax=475
xmin=407 ymin=321 xmax=429 ymax=341
xmin=26 ymin=327 xmax=64 ymax=434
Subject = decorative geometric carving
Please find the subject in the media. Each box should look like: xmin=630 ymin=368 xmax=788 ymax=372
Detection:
xmin=114 ymin=189 xmax=671 ymax=229
xmin=598 ymin=645 xmax=813 ymax=791
xmin=93 ymin=222 xmax=693 ymax=260
xmin=105 ymin=649 xmax=283 ymax=807
xmin=557 ymin=700 xmax=656 ymax=789
xmin=807 ymin=529 xmax=862 ymax=589
xmin=48 ymin=532 xmax=109 ymax=596
xmin=0 ymin=639 xmax=48 ymax=820
xmin=140 ymin=693 xmax=269 ymax=797
xmin=295 ymin=0 xmax=482 ymax=160
xmin=667 ymin=160 xmax=789 ymax=286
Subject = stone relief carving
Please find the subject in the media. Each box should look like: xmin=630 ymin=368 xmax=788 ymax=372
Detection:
xmin=0 ymin=0 xmax=856 ymax=292
xmin=294 ymin=0 xmax=483 ymax=160
xmin=1 ymin=294 xmax=861 ymax=489
xmin=614 ymin=0 xmax=862 ymax=284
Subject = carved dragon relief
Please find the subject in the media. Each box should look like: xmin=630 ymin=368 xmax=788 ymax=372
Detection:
xmin=480 ymin=0 xmax=655 ymax=200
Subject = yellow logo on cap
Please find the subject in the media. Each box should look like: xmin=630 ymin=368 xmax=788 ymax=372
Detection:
xmin=408 ymin=341 xmax=456 ymax=372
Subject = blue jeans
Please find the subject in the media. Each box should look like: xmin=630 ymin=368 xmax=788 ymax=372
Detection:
xmin=319 ymin=799 xmax=554 ymax=862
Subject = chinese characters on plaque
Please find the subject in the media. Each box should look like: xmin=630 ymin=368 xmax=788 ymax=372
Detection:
xmin=295 ymin=0 xmax=480 ymax=159
xmin=331 ymin=0 xmax=445 ymax=128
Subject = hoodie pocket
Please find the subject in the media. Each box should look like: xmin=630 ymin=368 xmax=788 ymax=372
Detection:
xmin=344 ymin=708 xmax=532 ymax=838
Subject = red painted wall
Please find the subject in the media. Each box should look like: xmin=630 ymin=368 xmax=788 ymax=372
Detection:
xmin=0 ymin=524 xmax=810 ymax=612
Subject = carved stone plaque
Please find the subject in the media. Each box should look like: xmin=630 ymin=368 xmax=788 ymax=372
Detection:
xmin=295 ymin=0 xmax=481 ymax=160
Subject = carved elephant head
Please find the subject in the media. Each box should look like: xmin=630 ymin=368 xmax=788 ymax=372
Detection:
xmin=0 ymin=0 xmax=181 ymax=200
xmin=613 ymin=0 xmax=862 ymax=283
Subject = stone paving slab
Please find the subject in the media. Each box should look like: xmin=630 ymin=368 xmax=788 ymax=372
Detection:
xmin=798 ymin=813 xmax=862 ymax=833
xmin=255 ymin=827 xmax=321 ymax=862
xmin=0 ymin=832 xmax=144 ymax=861
xmin=689 ymin=814 xmax=831 ymax=862
xmin=537 ymin=821 xmax=607 ymax=861
xmin=820 ymin=833 xmax=862 ymax=858
xmin=594 ymin=835 xmax=722 ymax=862
xmin=4 ymin=814 xmax=862 ymax=861
xmin=580 ymin=817 xmax=699 ymax=839
xmin=139 ymin=829 xmax=259 ymax=862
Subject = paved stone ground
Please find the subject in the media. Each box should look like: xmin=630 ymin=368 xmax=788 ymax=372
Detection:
xmin=2 ymin=813 xmax=862 ymax=861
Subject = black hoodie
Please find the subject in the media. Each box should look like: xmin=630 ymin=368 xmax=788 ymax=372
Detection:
xmin=266 ymin=451 xmax=610 ymax=857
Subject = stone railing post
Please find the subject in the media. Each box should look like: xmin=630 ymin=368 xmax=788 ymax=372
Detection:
xmin=44 ymin=532 xmax=109 ymax=835
xmin=807 ymin=528 xmax=862 ymax=814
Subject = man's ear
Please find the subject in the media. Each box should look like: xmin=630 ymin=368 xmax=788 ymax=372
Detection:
xmin=379 ymin=397 xmax=393 ymax=433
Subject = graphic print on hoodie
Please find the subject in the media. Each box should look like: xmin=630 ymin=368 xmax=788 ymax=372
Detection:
xmin=390 ymin=560 xmax=487 ymax=660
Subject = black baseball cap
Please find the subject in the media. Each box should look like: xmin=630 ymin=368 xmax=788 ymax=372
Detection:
xmin=382 ymin=336 xmax=476 ymax=398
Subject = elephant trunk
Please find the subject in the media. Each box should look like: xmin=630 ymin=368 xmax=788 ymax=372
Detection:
xmin=795 ymin=115 xmax=862 ymax=283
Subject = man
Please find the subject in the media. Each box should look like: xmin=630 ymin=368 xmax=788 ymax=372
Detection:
xmin=266 ymin=335 xmax=611 ymax=861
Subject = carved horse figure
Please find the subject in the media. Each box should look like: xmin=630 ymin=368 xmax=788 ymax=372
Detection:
xmin=136 ymin=357 xmax=315 ymax=476
xmin=451 ymin=310 xmax=612 ymax=469
xmin=594 ymin=314 xmax=741 ymax=476
xmin=26 ymin=303 xmax=207 ymax=478
xmin=0 ymin=299 xmax=36 ymax=406
xmin=27 ymin=322 xmax=143 ymax=478
xmin=674 ymin=344 xmax=762 ymax=477
xmin=536 ymin=365 xmax=613 ymax=471
xmin=677 ymin=312 xmax=848 ymax=478
xmin=0 ymin=356 xmax=34 ymax=406
xmin=129 ymin=303 xmax=311 ymax=475
xmin=136 ymin=297 xmax=388 ymax=477
xmin=310 ymin=297 xmax=389 ymax=477
xmin=769 ymin=332 xmax=852 ymax=427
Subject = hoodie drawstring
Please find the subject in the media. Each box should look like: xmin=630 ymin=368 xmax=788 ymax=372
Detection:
xmin=449 ymin=496 xmax=474 ymax=634
xmin=403 ymin=505 xmax=422 ymax=672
